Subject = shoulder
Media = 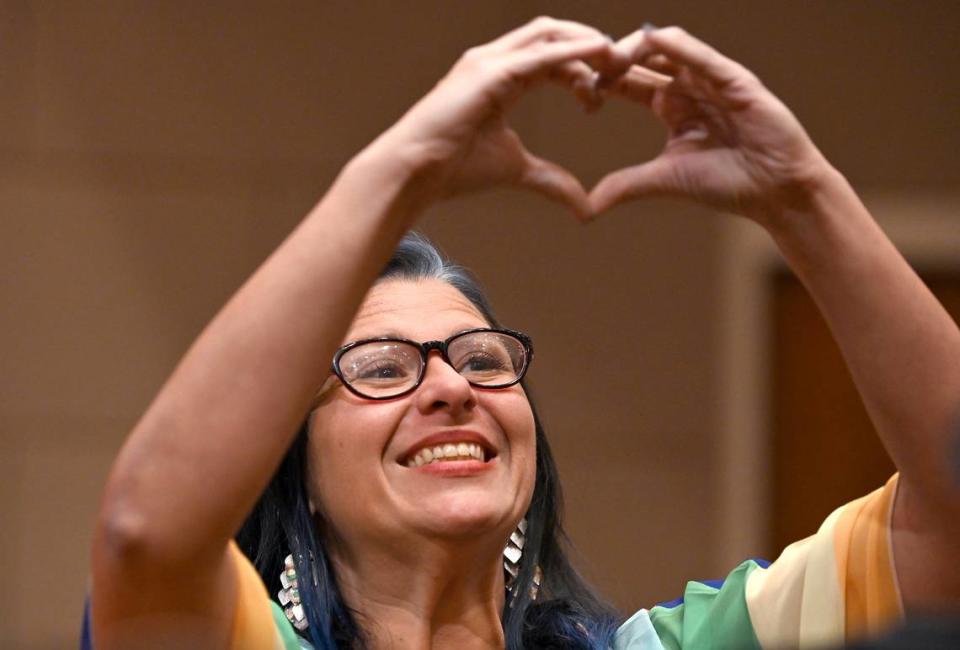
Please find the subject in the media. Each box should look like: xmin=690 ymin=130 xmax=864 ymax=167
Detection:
xmin=227 ymin=541 xmax=305 ymax=650
xmin=745 ymin=475 xmax=902 ymax=647
xmin=80 ymin=542 xmax=301 ymax=650
xmin=619 ymin=476 xmax=902 ymax=650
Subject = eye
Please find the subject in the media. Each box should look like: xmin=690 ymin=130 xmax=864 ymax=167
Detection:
xmin=340 ymin=342 xmax=420 ymax=387
xmin=457 ymin=351 xmax=509 ymax=374
xmin=448 ymin=332 xmax=524 ymax=384
xmin=355 ymin=358 xmax=411 ymax=381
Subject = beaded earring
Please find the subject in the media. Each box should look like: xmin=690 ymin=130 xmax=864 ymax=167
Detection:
xmin=503 ymin=518 xmax=542 ymax=603
xmin=278 ymin=554 xmax=308 ymax=631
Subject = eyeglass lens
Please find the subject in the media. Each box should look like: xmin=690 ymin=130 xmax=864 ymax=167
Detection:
xmin=337 ymin=331 xmax=527 ymax=398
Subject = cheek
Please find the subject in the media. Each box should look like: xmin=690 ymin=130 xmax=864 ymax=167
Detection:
xmin=488 ymin=390 xmax=537 ymax=479
xmin=304 ymin=401 xmax=402 ymax=510
xmin=515 ymin=400 xmax=538 ymax=495
xmin=500 ymin=391 xmax=536 ymax=447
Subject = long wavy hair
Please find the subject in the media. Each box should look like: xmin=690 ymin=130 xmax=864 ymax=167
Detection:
xmin=236 ymin=232 xmax=621 ymax=648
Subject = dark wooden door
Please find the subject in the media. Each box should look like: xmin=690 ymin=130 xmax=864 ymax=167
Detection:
xmin=769 ymin=271 xmax=960 ymax=556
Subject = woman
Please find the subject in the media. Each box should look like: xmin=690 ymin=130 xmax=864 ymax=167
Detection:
xmin=89 ymin=18 xmax=960 ymax=649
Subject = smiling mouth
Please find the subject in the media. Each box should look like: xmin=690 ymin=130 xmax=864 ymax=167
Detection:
xmin=404 ymin=442 xmax=492 ymax=468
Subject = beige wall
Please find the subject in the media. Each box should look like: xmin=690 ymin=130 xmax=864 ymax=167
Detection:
xmin=2 ymin=2 xmax=959 ymax=646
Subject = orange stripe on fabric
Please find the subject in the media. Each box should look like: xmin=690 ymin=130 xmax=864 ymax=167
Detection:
xmin=834 ymin=475 xmax=901 ymax=640
xmin=228 ymin=540 xmax=281 ymax=650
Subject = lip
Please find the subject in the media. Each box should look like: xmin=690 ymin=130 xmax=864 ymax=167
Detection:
xmin=397 ymin=429 xmax=498 ymax=467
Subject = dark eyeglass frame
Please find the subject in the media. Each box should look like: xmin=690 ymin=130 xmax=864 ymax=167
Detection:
xmin=331 ymin=327 xmax=534 ymax=401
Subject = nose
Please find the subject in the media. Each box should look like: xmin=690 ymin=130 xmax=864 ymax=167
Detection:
xmin=414 ymin=351 xmax=477 ymax=415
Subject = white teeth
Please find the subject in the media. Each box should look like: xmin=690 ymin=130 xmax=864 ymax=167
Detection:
xmin=405 ymin=441 xmax=488 ymax=467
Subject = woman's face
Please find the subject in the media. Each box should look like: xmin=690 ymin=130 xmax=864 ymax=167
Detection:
xmin=306 ymin=278 xmax=536 ymax=551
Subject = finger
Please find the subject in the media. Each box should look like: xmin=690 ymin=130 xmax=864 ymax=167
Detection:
xmin=597 ymin=25 xmax=659 ymax=88
xmin=633 ymin=26 xmax=749 ymax=86
xmin=609 ymin=28 xmax=648 ymax=67
xmin=507 ymin=35 xmax=615 ymax=81
xmin=495 ymin=18 xmax=631 ymax=77
xmin=549 ymin=60 xmax=604 ymax=112
xmin=607 ymin=64 xmax=672 ymax=105
xmin=588 ymin=159 xmax=676 ymax=215
xmin=482 ymin=19 xmax=631 ymax=85
xmin=489 ymin=16 xmax=606 ymax=52
xmin=642 ymin=53 xmax=682 ymax=77
xmin=517 ymin=149 xmax=592 ymax=221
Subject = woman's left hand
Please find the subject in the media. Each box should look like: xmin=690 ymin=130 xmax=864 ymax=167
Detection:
xmin=589 ymin=26 xmax=832 ymax=225
xmin=591 ymin=27 xmax=960 ymax=616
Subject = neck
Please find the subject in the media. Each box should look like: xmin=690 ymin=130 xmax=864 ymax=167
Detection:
xmin=330 ymin=534 xmax=509 ymax=649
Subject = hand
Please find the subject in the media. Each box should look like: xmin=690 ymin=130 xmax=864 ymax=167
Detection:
xmin=370 ymin=17 xmax=627 ymax=219
xmin=589 ymin=27 xmax=832 ymax=225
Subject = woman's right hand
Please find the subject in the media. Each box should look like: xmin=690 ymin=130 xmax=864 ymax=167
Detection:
xmin=366 ymin=17 xmax=626 ymax=219
xmin=91 ymin=22 xmax=620 ymax=649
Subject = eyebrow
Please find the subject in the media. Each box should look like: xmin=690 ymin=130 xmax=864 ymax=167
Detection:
xmin=356 ymin=330 xmax=404 ymax=340
xmin=347 ymin=325 xmax=487 ymax=343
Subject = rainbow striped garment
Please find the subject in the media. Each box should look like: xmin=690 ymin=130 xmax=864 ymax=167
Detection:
xmin=614 ymin=476 xmax=900 ymax=648
xmin=81 ymin=475 xmax=901 ymax=649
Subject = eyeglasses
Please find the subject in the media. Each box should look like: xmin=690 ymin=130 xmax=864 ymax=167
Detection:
xmin=331 ymin=327 xmax=534 ymax=400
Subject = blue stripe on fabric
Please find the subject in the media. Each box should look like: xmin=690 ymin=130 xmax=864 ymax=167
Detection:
xmin=656 ymin=581 xmax=720 ymax=609
xmin=656 ymin=596 xmax=686 ymax=610
xmin=80 ymin=595 xmax=93 ymax=650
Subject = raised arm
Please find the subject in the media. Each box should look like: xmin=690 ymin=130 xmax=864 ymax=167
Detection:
xmin=590 ymin=26 xmax=960 ymax=612
xmin=91 ymin=18 xmax=624 ymax=648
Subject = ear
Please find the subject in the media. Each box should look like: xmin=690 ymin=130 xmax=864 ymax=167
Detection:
xmin=308 ymin=496 xmax=317 ymax=515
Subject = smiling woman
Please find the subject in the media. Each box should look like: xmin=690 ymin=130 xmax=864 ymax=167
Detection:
xmin=87 ymin=16 xmax=960 ymax=650
xmin=234 ymin=235 xmax=618 ymax=648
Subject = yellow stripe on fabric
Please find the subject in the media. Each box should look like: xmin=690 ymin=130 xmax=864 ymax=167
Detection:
xmin=744 ymin=535 xmax=814 ymax=648
xmin=835 ymin=474 xmax=902 ymax=640
xmin=227 ymin=541 xmax=285 ymax=650
xmin=797 ymin=506 xmax=845 ymax=646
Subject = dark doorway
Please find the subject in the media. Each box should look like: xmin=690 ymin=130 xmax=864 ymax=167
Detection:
xmin=768 ymin=270 xmax=960 ymax=556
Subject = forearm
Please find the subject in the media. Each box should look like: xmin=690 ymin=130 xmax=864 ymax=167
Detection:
xmin=89 ymin=22 xmax=620 ymax=641
xmin=95 ymin=139 xmax=427 ymax=564
xmin=766 ymin=167 xmax=960 ymax=514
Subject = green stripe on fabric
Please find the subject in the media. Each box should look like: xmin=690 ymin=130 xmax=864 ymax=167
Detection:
xmin=648 ymin=560 xmax=763 ymax=650
xmin=270 ymin=601 xmax=304 ymax=650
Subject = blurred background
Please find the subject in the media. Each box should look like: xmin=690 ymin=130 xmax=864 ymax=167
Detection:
xmin=2 ymin=1 xmax=959 ymax=646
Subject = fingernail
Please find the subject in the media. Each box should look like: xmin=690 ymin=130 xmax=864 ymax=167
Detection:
xmin=642 ymin=22 xmax=658 ymax=33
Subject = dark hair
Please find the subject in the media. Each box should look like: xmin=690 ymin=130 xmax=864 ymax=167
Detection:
xmin=236 ymin=232 xmax=621 ymax=648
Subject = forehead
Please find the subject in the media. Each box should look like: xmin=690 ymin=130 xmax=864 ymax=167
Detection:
xmin=346 ymin=278 xmax=488 ymax=341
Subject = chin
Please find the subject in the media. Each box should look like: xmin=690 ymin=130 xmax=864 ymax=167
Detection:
xmin=414 ymin=496 xmax=517 ymax=540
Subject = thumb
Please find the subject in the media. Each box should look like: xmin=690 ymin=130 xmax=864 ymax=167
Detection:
xmin=588 ymin=157 xmax=676 ymax=215
xmin=516 ymin=149 xmax=592 ymax=221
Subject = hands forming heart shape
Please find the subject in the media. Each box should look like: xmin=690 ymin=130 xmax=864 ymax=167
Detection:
xmin=381 ymin=17 xmax=830 ymax=226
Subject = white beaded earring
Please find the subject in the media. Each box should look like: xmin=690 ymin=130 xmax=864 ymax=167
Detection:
xmin=278 ymin=554 xmax=308 ymax=631
xmin=503 ymin=518 xmax=542 ymax=602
